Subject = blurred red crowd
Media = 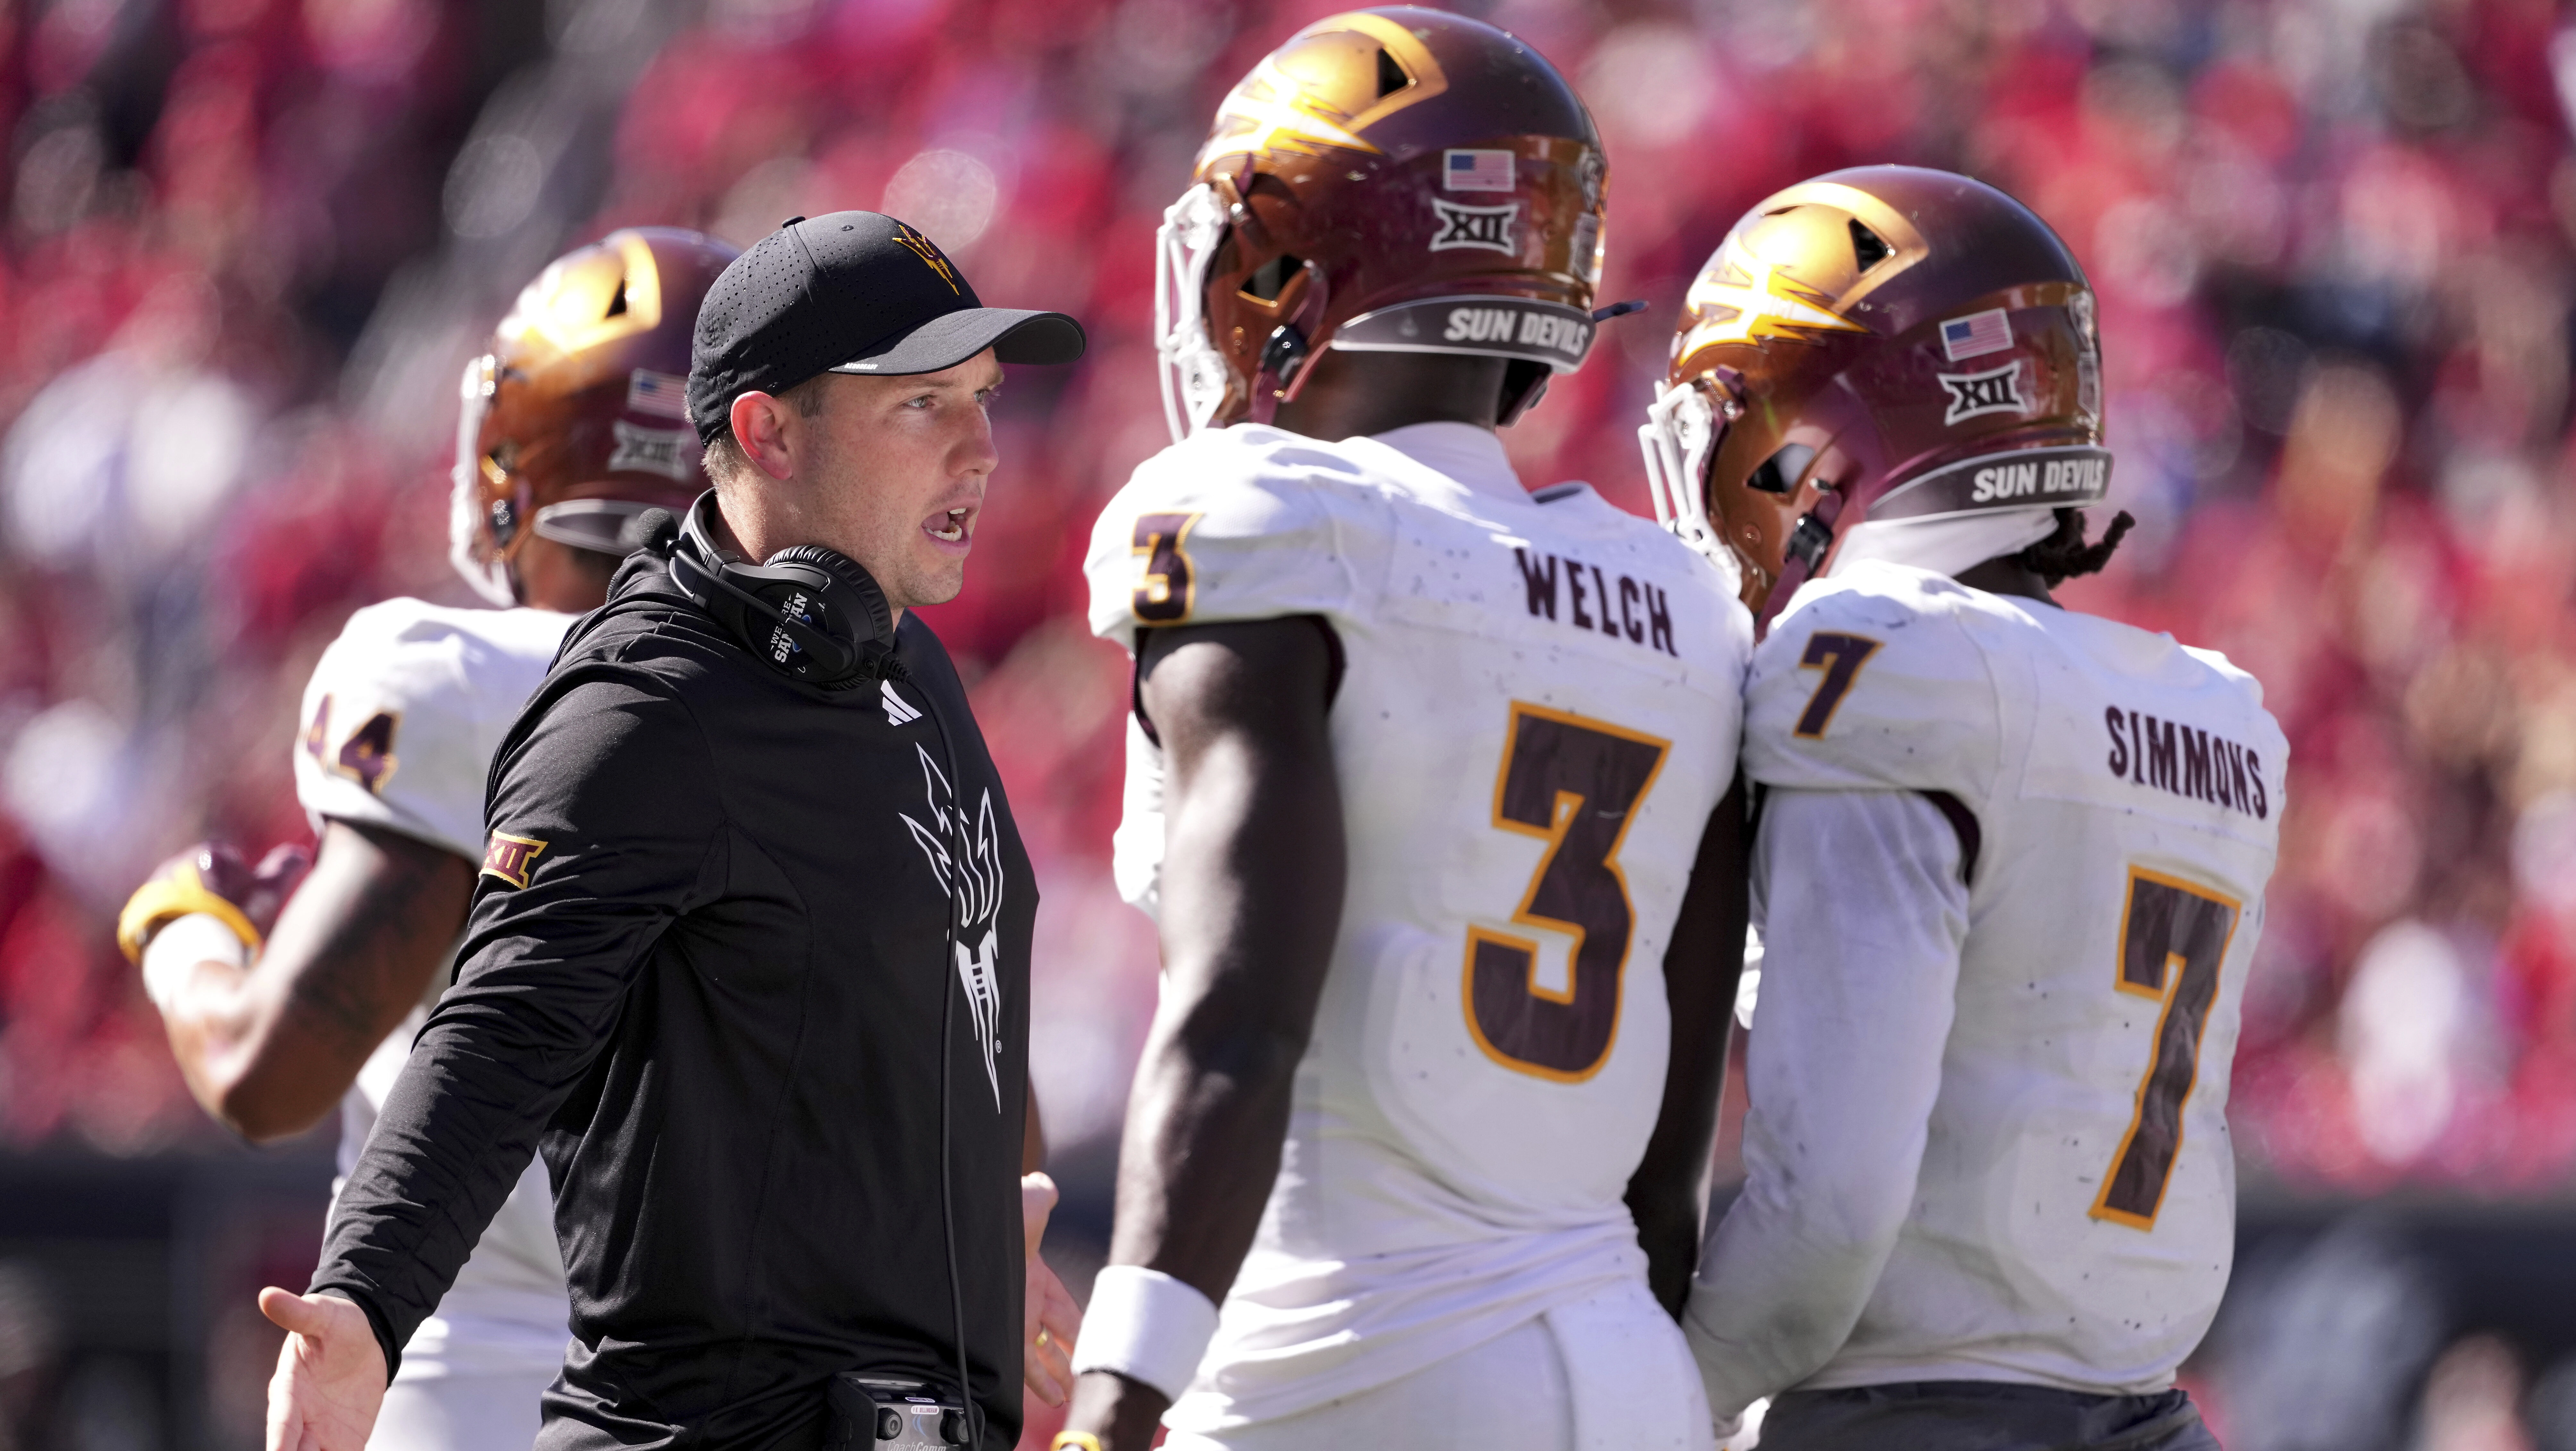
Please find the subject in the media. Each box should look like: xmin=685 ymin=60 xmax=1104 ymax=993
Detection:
xmin=0 ymin=0 xmax=2570 ymax=1209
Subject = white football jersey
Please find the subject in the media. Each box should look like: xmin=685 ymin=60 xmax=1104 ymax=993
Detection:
xmin=1086 ymin=422 xmax=1750 ymax=1429
xmin=1739 ymin=562 xmax=2284 ymax=1393
xmin=296 ymin=599 xmax=573 ymax=1378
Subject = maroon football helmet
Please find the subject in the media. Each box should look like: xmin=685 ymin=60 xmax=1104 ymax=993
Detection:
xmin=1157 ymin=6 xmax=1610 ymax=440
xmin=1640 ymin=166 xmax=2110 ymax=624
xmin=451 ymin=228 xmax=741 ymax=605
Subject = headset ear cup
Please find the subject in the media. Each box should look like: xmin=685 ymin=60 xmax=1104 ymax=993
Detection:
xmin=765 ymin=544 xmax=894 ymax=645
xmin=666 ymin=491 xmax=887 ymax=688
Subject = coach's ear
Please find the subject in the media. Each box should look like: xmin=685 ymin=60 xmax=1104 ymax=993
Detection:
xmin=728 ymin=391 xmax=799 ymax=483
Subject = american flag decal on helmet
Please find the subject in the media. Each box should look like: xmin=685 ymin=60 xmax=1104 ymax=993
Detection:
xmin=626 ymin=369 xmax=689 ymax=419
xmin=1444 ymin=149 xmax=1514 ymax=191
xmin=1940 ymin=308 xmax=2012 ymax=361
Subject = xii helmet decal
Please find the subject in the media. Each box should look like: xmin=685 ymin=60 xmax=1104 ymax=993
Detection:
xmin=1939 ymin=363 xmax=2029 ymax=425
xmin=1429 ymin=199 xmax=1518 ymax=254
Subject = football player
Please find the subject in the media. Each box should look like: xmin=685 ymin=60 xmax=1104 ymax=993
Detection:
xmin=117 ymin=229 xmax=1076 ymax=1446
xmin=113 ymin=227 xmax=735 ymax=1451
xmin=1061 ymin=11 xmax=1752 ymax=1451
xmin=1638 ymin=166 xmax=2284 ymax=1451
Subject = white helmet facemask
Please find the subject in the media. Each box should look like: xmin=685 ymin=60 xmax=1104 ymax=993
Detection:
xmin=447 ymin=353 xmax=516 ymax=607
xmin=1154 ymin=183 xmax=1232 ymax=445
xmin=1638 ymin=378 xmax=1741 ymax=596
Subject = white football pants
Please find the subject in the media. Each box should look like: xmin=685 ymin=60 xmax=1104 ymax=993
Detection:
xmin=1165 ymin=1279 xmax=1715 ymax=1451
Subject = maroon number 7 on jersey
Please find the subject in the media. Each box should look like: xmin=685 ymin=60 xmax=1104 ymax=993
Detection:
xmin=2092 ymin=866 xmax=2241 ymax=1229
xmin=1793 ymin=632 xmax=1881 ymax=738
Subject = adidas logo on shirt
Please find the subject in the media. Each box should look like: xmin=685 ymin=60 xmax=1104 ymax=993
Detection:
xmin=881 ymin=680 xmax=921 ymax=727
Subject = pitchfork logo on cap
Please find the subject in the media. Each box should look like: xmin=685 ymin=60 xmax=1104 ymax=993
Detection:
xmin=890 ymin=224 xmax=960 ymax=294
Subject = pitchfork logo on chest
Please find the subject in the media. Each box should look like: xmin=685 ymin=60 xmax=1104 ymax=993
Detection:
xmin=900 ymin=745 xmax=1007 ymax=1110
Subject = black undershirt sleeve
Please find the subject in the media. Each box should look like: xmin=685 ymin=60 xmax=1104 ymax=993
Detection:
xmin=308 ymin=667 xmax=725 ymax=1377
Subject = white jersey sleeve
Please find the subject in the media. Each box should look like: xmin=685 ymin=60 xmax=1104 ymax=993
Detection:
xmin=1083 ymin=425 xmax=1377 ymax=652
xmin=1686 ymin=788 xmax=1969 ymax=1419
xmin=1740 ymin=566 xmax=2002 ymax=806
xmin=292 ymin=601 xmax=574 ymax=860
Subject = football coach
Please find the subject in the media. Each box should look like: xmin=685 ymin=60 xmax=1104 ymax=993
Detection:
xmin=259 ymin=212 xmax=1085 ymax=1451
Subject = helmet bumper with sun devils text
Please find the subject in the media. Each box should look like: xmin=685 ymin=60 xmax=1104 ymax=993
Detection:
xmin=1157 ymin=6 xmax=1611 ymax=442
xmin=450 ymin=227 xmax=741 ymax=606
xmin=1639 ymin=166 xmax=2110 ymax=624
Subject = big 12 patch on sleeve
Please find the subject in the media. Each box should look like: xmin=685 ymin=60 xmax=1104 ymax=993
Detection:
xmin=480 ymin=831 xmax=547 ymax=888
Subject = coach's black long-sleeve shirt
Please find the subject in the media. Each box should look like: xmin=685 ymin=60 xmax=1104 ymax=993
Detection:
xmin=311 ymin=555 xmax=1035 ymax=1451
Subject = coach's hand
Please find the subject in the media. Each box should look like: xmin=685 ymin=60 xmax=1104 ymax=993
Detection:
xmin=1024 ymin=1172 xmax=1081 ymax=1405
xmin=260 ymin=1287 xmax=384 ymax=1451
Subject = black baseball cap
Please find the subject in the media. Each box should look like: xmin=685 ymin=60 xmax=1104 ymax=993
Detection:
xmin=686 ymin=210 xmax=1086 ymax=445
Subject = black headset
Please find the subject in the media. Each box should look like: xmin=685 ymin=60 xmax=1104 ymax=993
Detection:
xmin=660 ymin=491 xmax=899 ymax=689
xmin=639 ymin=492 xmax=985 ymax=1442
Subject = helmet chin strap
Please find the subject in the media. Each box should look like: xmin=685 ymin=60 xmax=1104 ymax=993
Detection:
xmin=1246 ymin=263 xmax=1331 ymax=427
xmin=1756 ymin=489 xmax=1843 ymax=636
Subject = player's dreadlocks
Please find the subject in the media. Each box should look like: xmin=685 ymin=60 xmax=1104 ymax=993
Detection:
xmin=2016 ymin=507 xmax=2135 ymax=588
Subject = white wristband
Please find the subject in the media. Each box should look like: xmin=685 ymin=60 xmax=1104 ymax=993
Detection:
xmin=1068 ymin=1265 xmax=1220 ymax=1403
xmin=141 ymin=912 xmax=248 ymax=1012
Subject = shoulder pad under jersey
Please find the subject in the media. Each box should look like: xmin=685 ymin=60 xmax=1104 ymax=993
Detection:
xmin=1084 ymin=425 xmax=1390 ymax=653
xmin=1742 ymin=562 xmax=2005 ymax=803
xmin=293 ymin=601 xmax=572 ymax=861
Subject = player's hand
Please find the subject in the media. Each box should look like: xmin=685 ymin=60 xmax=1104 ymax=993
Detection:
xmin=259 ymin=1287 xmax=384 ymax=1451
xmin=1023 ymin=1172 xmax=1082 ymax=1406
xmin=237 ymin=844 xmax=316 ymax=937
xmin=1062 ymin=1371 xmax=1168 ymax=1451
xmin=119 ymin=842 xmax=313 ymax=961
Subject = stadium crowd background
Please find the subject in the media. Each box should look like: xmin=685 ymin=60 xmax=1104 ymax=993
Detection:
xmin=0 ymin=0 xmax=2571 ymax=1445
